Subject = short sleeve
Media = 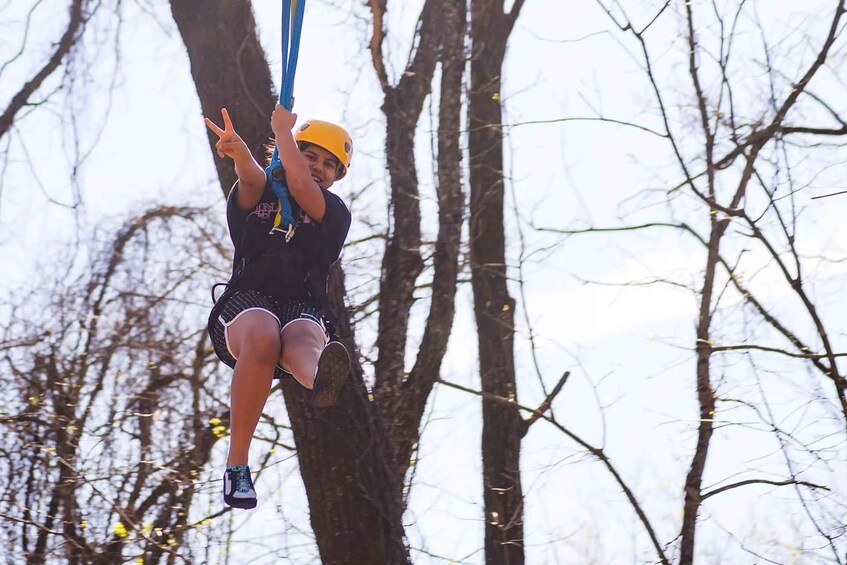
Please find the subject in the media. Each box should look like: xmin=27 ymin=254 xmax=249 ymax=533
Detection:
xmin=319 ymin=190 xmax=352 ymax=265
xmin=225 ymin=181 xmax=250 ymax=245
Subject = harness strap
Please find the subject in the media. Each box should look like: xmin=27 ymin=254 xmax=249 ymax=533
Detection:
xmin=305 ymin=264 xmax=340 ymax=339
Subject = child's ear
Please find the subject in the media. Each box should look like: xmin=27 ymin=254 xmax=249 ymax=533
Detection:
xmin=334 ymin=167 xmax=347 ymax=181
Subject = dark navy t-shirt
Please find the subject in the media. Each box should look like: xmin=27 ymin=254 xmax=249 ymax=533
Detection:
xmin=226 ymin=181 xmax=351 ymax=303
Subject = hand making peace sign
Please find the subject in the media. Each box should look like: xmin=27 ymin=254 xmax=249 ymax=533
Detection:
xmin=204 ymin=108 xmax=250 ymax=161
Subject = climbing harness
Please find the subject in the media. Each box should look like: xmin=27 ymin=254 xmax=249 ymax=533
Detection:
xmin=209 ymin=0 xmax=344 ymax=343
xmin=268 ymin=0 xmax=307 ymax=241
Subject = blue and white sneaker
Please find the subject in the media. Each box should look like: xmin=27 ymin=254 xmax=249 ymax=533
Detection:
xmin=313 ymin=341 xmax=350 ymax=408
xmin=223 ymin=465 xmax=257 ymax=509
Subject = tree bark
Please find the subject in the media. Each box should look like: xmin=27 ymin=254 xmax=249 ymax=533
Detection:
xmin=169 ymin=0 xmax=276 ymax=196
xmin=392 ymin=0 xmax=467 ymax=489
xmin=367 ymin=0 xmax=441 ymax=486
xmin=468 ymin=1 xmax=526 ymax=563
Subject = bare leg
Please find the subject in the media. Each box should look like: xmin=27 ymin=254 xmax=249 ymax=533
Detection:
xmin=279 ymin=319 xmax=327 ymax=389
xmin=225 ymin=309 xmax=281 ymax=466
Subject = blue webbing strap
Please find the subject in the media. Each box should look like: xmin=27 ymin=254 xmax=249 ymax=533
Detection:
xmin=268 ymin=0 xmax=306 ymax=240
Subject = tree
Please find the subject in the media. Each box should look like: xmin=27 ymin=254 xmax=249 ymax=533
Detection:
xmin=1 ymin=0 xmax=487 ymax=560
xmin=170 ymin=2 xmax=407 ymax=562
xmin=8 ymin=0 xmax=844 ymax=562
xmin=365 ymin=0 xmax=465 ymax=502
xmin=466 ymin=1 xmax=529 ymax=562
xmin=551 ymin=0 xmax=847 ymax=561
xmin=0 ymin=207 xmax=234 ymax=563
xmin=172 ymin=0 xmax=479 ymax=561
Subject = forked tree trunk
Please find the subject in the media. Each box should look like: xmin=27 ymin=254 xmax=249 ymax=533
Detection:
xmin=169 ymin=2 xmax=409 ymax=563
xmin=368 ymin=0 xmax=467 ymax=502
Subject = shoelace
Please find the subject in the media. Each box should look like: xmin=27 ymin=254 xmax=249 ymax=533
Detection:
xmin=234 ymin=468 xmax=252 ymax=493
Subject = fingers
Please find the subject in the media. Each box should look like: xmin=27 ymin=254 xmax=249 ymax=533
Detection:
xmin=274 ymin=97 xmax=295 ymax=109
xmin=206 ymin=108 xmax=241 ymax=160
xmin=215 ymin=139 xmax=245 ymax=160
xmin=270 ymin=105 xmax=297 ymax=132
xmin=205 ymin=108 xmax=233 ymax=138
xmin=221 ymin=108 xmax=233 ymax=131
xmin=204 ymin=117 xmax=224 ymax=137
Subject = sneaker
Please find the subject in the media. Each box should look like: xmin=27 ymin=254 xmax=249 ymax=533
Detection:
xmin=223 ymin=465 xmax=257 ymax=509
xmin=313 ymin=341 xmax=350 ymax=408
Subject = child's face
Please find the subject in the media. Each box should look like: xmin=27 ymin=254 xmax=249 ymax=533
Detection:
xmin=302 ymin=145 xmax=345 ymax=189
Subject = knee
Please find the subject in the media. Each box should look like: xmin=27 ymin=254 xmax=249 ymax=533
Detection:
xmin=233 ymin=323 xmax=281 ymax=366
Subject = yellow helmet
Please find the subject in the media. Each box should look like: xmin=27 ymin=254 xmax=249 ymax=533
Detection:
xmin=294 ymin=119 xmax=353 ymax=171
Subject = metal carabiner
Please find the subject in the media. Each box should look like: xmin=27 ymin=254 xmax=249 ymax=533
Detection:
xmin=268 ymin=223 xmax=296 ymax=242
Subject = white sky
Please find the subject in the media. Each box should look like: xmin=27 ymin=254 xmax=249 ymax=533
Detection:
xmin=1 ymin=0 xmax=846 ymax=562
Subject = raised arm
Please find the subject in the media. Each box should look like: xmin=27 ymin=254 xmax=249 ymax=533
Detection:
xmin=205 ymin=108 xmax=267 ymax=210
xmin=270 ymin=105 xmax=327 ymax=222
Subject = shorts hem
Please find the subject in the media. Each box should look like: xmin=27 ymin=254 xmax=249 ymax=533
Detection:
xmin=223 ymin=307 xmax=281 ymax=363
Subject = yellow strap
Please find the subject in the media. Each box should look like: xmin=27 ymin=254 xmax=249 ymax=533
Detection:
xmin=273 ymin=201 xmax=283 ymax=229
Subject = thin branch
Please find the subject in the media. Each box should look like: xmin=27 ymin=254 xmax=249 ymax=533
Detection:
xmin=701 ymin=478 xmax=830 ymax=502
xmin=436 ymin=377 xmax=670 ymax=565
xmin=811 ymin=188 xmax=847 ymax=200
xmin=0 ymin=0 xmax=87 ymax=140
xmin=522 ymin=371 xmax=570 ymax=431
xmin=505 ymin=116 xmax=668 ymax=138
xmin=711 ymin=344 xmax=847 ymax=360
xmin=367 ymin=0 xmax=389 ymax=91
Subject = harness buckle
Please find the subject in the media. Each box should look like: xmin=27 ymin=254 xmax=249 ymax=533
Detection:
xmin=268 ymin=223 xmax=296 ymax=242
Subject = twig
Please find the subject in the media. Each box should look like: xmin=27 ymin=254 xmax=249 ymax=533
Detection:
xmin=702 ymin=479 xmax=829 ymax=501
xmin=811 ymin=189 xmax=847 ymax=200
xmin=523 ymin=371 xmax=570 ymax=430
xmin=436 ymin=376 xmax=670 ymax=565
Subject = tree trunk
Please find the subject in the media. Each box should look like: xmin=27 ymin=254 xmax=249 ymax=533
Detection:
xmin=368 ymin=0 xmax=440 ymax=489
xmin=468 ymin=1 xmax=526 ymax=563
xmin=281 ymin=380 xmax=408 ymax=564
xmin=169 ymin=0 xmax=276 ymax=196
xmin=169 ymin=2 xmax=409 ymax=562
xmin=391 ymin=0 xmax=467 ymax=490
xmin=679 ymin=223 xmax=720 ymax=564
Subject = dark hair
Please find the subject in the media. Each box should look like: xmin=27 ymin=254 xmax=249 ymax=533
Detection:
xmin=263 ymin=140 xmax=344 ymax=176
xmin=264 ymin=139 xmax=276 ymax=165
xmin=297 ymin=141 xmax=344 ymax=176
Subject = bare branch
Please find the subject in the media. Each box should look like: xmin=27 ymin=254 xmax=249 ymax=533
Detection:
xmin=0 ymin=0 xmax=87 ymax=141
xmin=711 ymin=344 xmax=847 ymax=360
xmin=522 ymin=371 xmax=570 ymax=432
xmin=436 ymin=377 xmax=670 ymax=565
xmin=702 ymin=479 xmax=830 ymax=502
xmin=367 ymin=0 xmax=389 ymax=91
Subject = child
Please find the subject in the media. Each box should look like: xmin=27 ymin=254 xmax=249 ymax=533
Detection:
xmin=204 ymin=105 xmax=353 ymax=509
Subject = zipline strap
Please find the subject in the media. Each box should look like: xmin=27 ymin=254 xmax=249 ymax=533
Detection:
xmin=280 ymin=0 xmax=305 ymax=110
xmin=269 ymin=0 xmax=306 ymax=240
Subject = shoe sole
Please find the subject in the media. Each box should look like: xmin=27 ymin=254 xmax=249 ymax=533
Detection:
xmin=313 ymin=341 xmax=350 ymax=408
xmin=224 ymin=496 xmax=257 ymax=510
